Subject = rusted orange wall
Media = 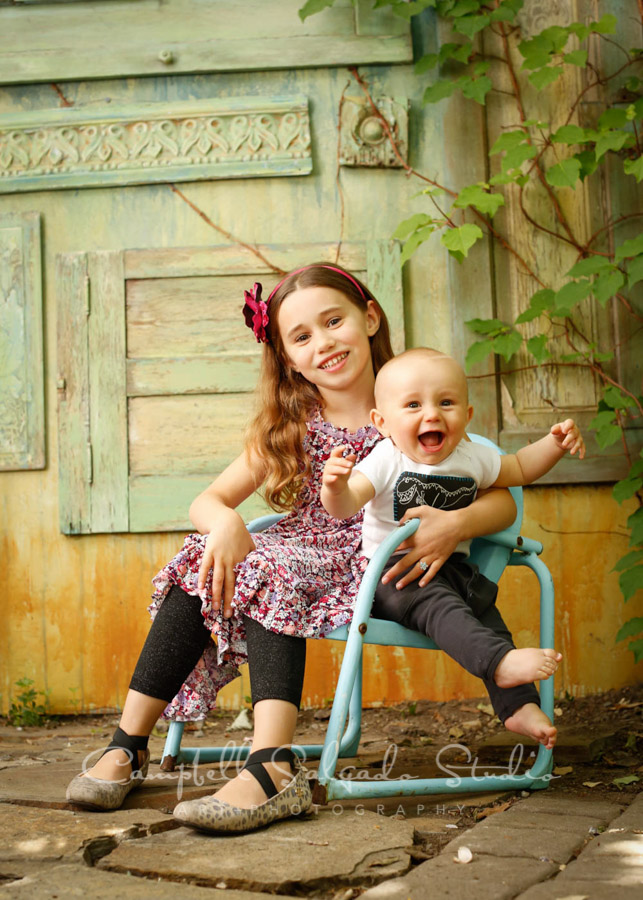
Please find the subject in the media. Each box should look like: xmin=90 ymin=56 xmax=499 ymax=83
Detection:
xmin=3 ymin=477 xmax=641 ymax=715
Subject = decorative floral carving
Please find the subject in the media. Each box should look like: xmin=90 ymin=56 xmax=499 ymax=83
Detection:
xmin=0 ymin=101 xmax=312 ymax=190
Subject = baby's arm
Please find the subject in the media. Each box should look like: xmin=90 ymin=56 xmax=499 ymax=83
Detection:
xmin=493 ymin=418 xmax=585 ymax=487
xmin=321 ymin=446 xmax=376 ymax=519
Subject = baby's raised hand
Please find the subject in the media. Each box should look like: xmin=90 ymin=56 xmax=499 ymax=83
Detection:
xmin=551 ymin=419 xmax=585 ymax=458
xmin=322 ymin=446 xmax=356 ymax=494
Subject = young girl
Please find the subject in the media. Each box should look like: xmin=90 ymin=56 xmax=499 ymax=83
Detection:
xmin=66 ymin=263 xmax=516 ymax=834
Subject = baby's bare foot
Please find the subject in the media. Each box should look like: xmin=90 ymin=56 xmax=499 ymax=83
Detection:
xmin=504 ymin=703 xmax=557 ymax=749
xmin=494 ymin=648 xmax=562 ymax=688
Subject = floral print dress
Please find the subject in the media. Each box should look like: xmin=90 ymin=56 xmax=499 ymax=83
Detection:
xmin=149 ymin=411 xmax=382 ymax=721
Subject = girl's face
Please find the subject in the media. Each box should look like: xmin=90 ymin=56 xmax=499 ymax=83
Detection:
xmin=276 ymin=286 xmax=380 ymax=396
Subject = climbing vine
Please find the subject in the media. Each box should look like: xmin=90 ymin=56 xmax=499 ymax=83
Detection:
xmin=301 ymin=0 xmax=643 ymax=660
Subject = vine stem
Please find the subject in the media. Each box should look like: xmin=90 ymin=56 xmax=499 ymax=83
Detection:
xmin=347 ymin=66 xmax=545 ymax=285
xmin=168 ymin=184 xmax=285 ymax=274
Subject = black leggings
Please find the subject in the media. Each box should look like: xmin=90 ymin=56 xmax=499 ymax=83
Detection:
xmin=129 ymin=585 xmax=306 ymax=709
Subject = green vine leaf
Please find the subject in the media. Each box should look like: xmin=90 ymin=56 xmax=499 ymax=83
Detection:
xmin=615 ymin=234 xmax=643 ymax=262
xmin=627 ymin=507 xmax=643 ymax=546
xmin=590 ymin=13 xmax=617 ymax=34
xmin=400 ymin=226 xmax=436 ymax=265
xmin=490 ymin=130 xmax=528 ymax=154
xmin=613 ymin=549 xmax=643 ymax=572
xmin=551 ymin=124 xmax=587 ymax=145
xmin=453 ymin=13 xmax=491 ymax=39
xmin=465 ymin=317 xmax=509 ymax=335
xmin=563 ymin=49 xmax=588 ymax=67
xmin=465 ymin=337 xmax=495 ymax=369
xmin=493 ymin=330 xmax=523 ymax=362
xmin=598 ymin=108 xmax=628 ymax=130
xmin=624 ymin=155 xmax=643 ymax=181
xmin=392 ymin=213 xmax=434 ymax=240
xmin=460 ymin=75 xmax=493 ymax=105
xmin=575 ymin=149 xmax=598 ymax=180
xmin=595 ymin=130 xmax=632 ymax=161
xmin=626 ymin=254 xmax=643 ymax=287
xmin=619 ymin=565 xmax=643 ymax=602
xmin=567 ymin=256 xmax=612 ymax=277
xmin=503 ymin=142 xmax=537 ymax=172
xmin=454 ymin=183 xmax=504 ymax=216
xmin=616 ymin=616 xmax=643 ymax=643
xmin=589 ymin=410 xmax=622 ymax=448
xmin=555 ymin=279 xmax=592 ymax=312
xmin=441 ymin=223 xmax=483 ymax=260
xmin=546 ymin=158 xmax=582 ymax=188
xmin=298 ymin=0 xmax=335 ymax=21
xmin=515 ymin=288 xmax=555 ymax=323
xmin=602 ymin=386 xmax=636 ymax=410
xmin=529 ymin=66 xmax=563 ymax=91
xmin=593 ymin=269 xmax=625 ymax=306
xmin=423 ymin=80 xmax=457 ymax=104
xmin=526 ymin=334 xmax=551 ymax=363
xmin=613 ymin=473 xmax=643 ymax=503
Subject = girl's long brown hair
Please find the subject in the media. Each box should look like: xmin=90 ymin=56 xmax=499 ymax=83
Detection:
xmin=246 ymin=263 xmax=394 ymax=511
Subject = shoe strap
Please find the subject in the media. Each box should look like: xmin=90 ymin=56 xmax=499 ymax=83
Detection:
xmin=241 ymin=747 xmax=296 ymax=800
xmin=100 ymin=726 xmax=149 ymax=765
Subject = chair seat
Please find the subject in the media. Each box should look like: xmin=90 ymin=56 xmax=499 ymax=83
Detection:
xmin=326 ymin=619 xmax=439 ymax=650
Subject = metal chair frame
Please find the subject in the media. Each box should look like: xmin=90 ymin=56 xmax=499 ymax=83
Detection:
xmin=161 ymin=435 xmax=555 ymax=800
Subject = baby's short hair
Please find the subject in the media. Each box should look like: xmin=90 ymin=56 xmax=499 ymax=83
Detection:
xmin=374 ymin=347 xmax=468 ymax=405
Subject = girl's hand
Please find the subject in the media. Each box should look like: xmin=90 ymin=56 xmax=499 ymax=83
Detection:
xmin=197 ymin=510 xmax=256 ymax=618
xmin=382 ymin=505 xmax=465 ymax=589
xmin=550 ymin=419 xmax=585 ymax=458
xmin=322 ymin=446 xmax=356 ymax=494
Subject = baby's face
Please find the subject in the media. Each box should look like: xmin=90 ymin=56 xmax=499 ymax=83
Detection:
xmin=372 ymin=356 xmax=473 ymax=465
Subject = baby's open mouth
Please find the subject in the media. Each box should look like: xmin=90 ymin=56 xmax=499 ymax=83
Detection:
xmin=418 ymin=431 xmax=445 ymax=452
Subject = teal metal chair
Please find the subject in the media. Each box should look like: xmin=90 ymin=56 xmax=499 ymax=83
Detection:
xmin=161 ymin=434 xmax=555 ymax=800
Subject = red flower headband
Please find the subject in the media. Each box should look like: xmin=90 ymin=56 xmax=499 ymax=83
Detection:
xmin=242 ymin=266 xmax=366 ymax=344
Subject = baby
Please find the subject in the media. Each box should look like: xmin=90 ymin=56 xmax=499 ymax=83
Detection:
xmin=321 ymin=348 xmax=585 ymax=749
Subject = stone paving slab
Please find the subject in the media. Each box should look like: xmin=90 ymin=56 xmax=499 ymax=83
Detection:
xmin=510 ymin=795 xmax=625 ymax=821
xmin=97 ymin=808 xmax=415 ymax=893
xmin=0 ymin=803 xmax=176 ymax=863
xmin=360 ymin=854 xmax=557 ymax=900
xmin=446 ymin=818 xmax=589 ymax=865
xmin=481 ymin=809 xmax=611 ymax=834
xmin=516 ymin=878 xmax=643 ymax=899
xmin=0 ymin=759 xmax=229 ymax=811
xmin=0 ymin=861 xmax=297 ymax=899
xmin=608 ymin=790 xmax=643 ymax=827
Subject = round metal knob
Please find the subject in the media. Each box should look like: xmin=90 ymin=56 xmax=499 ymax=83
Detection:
xmin=158 ymin=49 xmax=175 ymax=65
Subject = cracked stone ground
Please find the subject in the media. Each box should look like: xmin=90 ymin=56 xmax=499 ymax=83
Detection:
xmin=0 ymin=685 xmax=640 ymax=897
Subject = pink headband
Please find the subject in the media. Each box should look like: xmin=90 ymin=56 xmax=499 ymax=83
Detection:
xmin=242 ymin=265 xmax=366 ymax=344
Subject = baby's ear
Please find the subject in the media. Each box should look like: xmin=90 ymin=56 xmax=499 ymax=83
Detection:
xmin=466 ymin=404 xmax=474 ymax=424
xmin=370 ymin=408 xmax=389 ymax=436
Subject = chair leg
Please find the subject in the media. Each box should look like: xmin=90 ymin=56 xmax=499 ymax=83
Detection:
xmin=337 ymin=651 xmax=363 ymax=758
xmin=160 ymin=720 xmax=185 ymax=772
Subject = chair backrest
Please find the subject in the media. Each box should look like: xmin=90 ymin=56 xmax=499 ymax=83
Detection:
xmin=467 ymin=433 xmax=522 ymax=584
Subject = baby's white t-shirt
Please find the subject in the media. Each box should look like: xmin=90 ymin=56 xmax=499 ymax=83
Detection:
xmin=353 ymin=437 xmax=502 ymax=558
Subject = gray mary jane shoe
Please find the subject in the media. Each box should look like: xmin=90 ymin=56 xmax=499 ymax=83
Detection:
xmin=173 ymin=747 xmax=312 ymax=834
xmin=66 ymin=726 xmax=150 ymax=811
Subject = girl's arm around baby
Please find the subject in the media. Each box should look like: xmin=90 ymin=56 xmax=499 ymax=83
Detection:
xmin=493 ymin=418 xmax=585 ymax=488
xmin=321 ymin=445 xmax=376 ymax=520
